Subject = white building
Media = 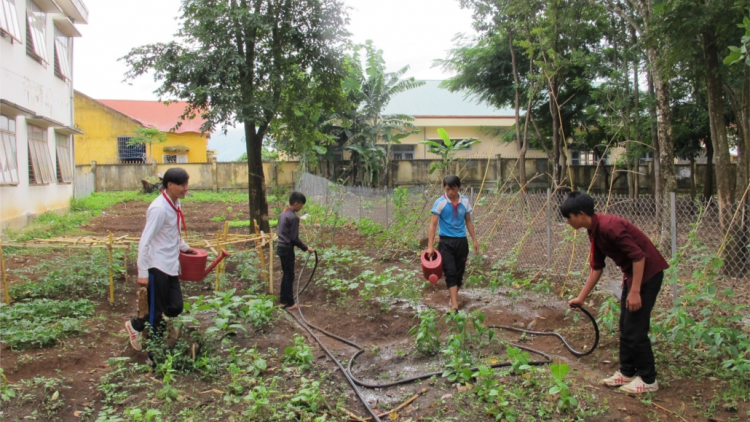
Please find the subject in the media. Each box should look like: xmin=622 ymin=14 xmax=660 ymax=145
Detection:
xmin=0 ymin=0 xmax=87 ymax=229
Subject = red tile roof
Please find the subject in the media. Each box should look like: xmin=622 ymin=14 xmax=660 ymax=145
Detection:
xmin=97 ymin=99 xmax=208 ymax=134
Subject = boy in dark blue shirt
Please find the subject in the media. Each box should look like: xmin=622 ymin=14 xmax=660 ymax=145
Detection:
xmin=276 ymin=192 xmax=314 ymax=310
xmin=426 ymin=175 xmax=479 ymax=312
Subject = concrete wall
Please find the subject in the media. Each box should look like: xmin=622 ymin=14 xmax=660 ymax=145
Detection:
xmin=76 ymin=158 xmax=730 ymax=195
xmin=0 ymin=4 xmax=82 ymax=229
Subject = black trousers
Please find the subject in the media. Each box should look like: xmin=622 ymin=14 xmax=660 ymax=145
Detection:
xmin=439 ymin=236 xmax=469 ymax=289
xmin=619 ymin=271 xmax=663 ymax=384
xmin=131 ymin=268 xmax=184 ymax=334
xmin=277 ymin=244 xmax=296 ymax=306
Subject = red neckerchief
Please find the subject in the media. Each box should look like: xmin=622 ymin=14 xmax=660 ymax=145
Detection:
xmin=444 ymin=193 xmax=460 ymax=222
xmin=162 ymin=190 xmax=187 ymax=237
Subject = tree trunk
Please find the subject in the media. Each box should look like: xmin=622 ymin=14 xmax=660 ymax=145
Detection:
xmin=509 ymin=33 xmax=528 ymax=189
xmin=632 ymin=28 xmax=641 ymax=198
xmin=701 ymin=31 xmax=744 ymax=275
xmin=245 ymin=124 xmax=270 ymax=233
xmin=704 ymin=139 xmax=714 ymax=202
xmin=647 ymin=71 xmax=661 ymax=201
xmin=702 ymin=32 xmax=735 ymax=207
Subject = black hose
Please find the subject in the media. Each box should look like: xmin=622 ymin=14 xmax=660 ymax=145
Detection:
xmin=288 ymin=250 xmax=600 ymax=418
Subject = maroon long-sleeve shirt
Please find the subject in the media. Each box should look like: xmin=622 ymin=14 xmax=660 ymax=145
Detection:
xmin=588 ymin=213 xmax=669 ymax=290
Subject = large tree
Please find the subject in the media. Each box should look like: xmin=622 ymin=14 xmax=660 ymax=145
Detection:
xmin=122 ymin=0 xmax=349 ymax=232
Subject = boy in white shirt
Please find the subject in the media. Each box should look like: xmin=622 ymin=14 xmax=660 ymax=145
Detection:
xmin=125 ymin=168 xmax=196 ymax=351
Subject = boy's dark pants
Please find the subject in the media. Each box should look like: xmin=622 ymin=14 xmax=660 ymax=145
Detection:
xmin=131 ymin=268 xmax=184 ymax=336
xmin=439 ymin=236 xmax=469 ymax=289
xmin=277 ymin=244 xmax=296 ymax=306
xmin=619 ymin=271 xmax=663 ymax=384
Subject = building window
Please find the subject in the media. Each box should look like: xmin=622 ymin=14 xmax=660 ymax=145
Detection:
xmin=55 ymin=133 xmax=73 ymax=183
xmin=570 ymin=150 xmax=595 ymax=165
xmin=25 ymin=0 xmax=48 ymax=64
xmin=117 ymin=136 xmax=145 ymax=163
xmin=162 ymin=154 xmax=187 ymax=163
xmin=639 ymin=151 xmax=653 ymax=164
xmin=0 ymin=0 xmax=22 ymax=42
xmin=0 ymin=114 xmax=19 ymax=185
xmin=27 ymin=123 xmax=55 ymax=184
xmin=53 ymin=26 xmax=71 ymax=80
xmin=392 ymin=144 xmax=415 ymax=160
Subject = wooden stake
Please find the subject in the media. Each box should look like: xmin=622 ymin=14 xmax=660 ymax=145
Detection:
xmin=108 ymin=231 xmax=114 ymax=304
xmin=0 ymin=244 xmax=9 ymax=305
xmin=222 ymin=221 xmax=229 ymax=278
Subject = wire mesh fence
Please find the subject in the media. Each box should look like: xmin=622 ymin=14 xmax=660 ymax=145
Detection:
xmin=296 ymin=172 xmax=750 ymax=295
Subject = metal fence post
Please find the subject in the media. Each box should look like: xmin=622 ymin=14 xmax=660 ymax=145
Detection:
xmin=470 ymin=186 xmax=474 ymax=205
xmin=670 ymin=192 xmax=679 ymax=304
xmin=547 ymin=188 xmax=552 ymax=265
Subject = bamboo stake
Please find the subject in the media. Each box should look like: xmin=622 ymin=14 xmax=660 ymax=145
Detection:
xmin=253 ymin=220 xmax=268 ymax=287
xmin=215 ymin=231 xmax=222 ymax=291
xmin=0 ymin=244 xmax=9 ymax=305
xmin=268 ymin=233 xmax=274 ymax=295
xmin=123 ymin=245 xmax=129 ymax=282
xmin=222 ymin=221 xmax=229 ymax=279
xmin=473 ymin=146 xmax=493 ymax=210
xmin=108 ymin=231 xmax=114 ymax=304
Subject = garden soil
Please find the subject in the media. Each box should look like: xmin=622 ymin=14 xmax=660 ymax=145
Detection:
xmin=1 ymin=198 xmax=745 ymax=421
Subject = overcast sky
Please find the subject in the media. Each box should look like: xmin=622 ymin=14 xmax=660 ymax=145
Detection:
xmin=73 ymin=0 xmax=477 ymax=159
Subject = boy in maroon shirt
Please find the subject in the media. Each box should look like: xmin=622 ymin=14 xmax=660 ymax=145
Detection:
xmin=562 ymin=191 xmax=669 ymax=394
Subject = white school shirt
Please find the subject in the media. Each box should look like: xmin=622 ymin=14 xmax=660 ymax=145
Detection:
xmin=137 ymin=194 xmax=190 ymax=278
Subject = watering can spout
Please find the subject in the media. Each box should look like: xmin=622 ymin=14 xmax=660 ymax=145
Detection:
xmin=203 ymin=249 xmax=230 ymax=278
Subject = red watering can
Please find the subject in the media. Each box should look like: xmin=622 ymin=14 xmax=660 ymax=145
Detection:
xmin=421 ymin=250 xmax=443 ymax=285
xmin=179 ymin=248 xmax=230 ymax=282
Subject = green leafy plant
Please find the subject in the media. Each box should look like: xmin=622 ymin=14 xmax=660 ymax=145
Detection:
xmin=123 ymin=407 xmax=163 ymax=422
xmin=0 ymin=369 xmax=16 ymax=402
xmin=0 ymin=299 xmax=95 ymax=349
xmin=410 ymin=308 xmax=441 ymax=354
xmin=244 ymin=383 xmax=278 ymax=419
xmin=548 ymin=363 xmax=578 ymax=412
xmin=284 ymin=334 xmax=314 ymax=371
xmin=289 ymin=377 xmax=327 ymax=414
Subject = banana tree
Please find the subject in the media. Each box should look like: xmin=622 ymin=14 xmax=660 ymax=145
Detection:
xmin=420 ymin=128 xmax=480 ymax=174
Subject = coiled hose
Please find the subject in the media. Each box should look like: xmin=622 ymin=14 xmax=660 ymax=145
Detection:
xmin=287 ymin=251 xmax=600 ymax=421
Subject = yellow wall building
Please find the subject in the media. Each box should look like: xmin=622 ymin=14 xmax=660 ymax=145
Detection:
xmin=74 ymin=91 xmax=209 ymax=165
xmin=374 ymin=80 xmax=547 ymax=161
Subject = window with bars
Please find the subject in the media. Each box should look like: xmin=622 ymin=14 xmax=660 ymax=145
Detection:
xmin=0 ymin=114 xmax=19 ymax=185
xmin=162 ymin=154 xmax=187 ymax=164
xmin=55 ymin=133 xmax=73 ymax=183
xmin=53 ymin=26 xmax=71 ymax=80
xmin=391 ymin=144 xmax=415 ymax=160
xmin=0 ymin=0 xmax=22 ymax=41
xmin=27 ymin=123 xmax=54 ymax=184
xmin=117 ymin=136 xmax=145 ymax=163
xmin=25 ymin=0 xmax=47 ymax=64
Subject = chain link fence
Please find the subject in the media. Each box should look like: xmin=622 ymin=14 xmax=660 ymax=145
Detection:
xmin=296 ymin=172 xmax=750 ymax=297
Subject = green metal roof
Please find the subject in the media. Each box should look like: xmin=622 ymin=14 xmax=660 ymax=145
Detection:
xmin=383 ymin=80 xmax=515 ymax=117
